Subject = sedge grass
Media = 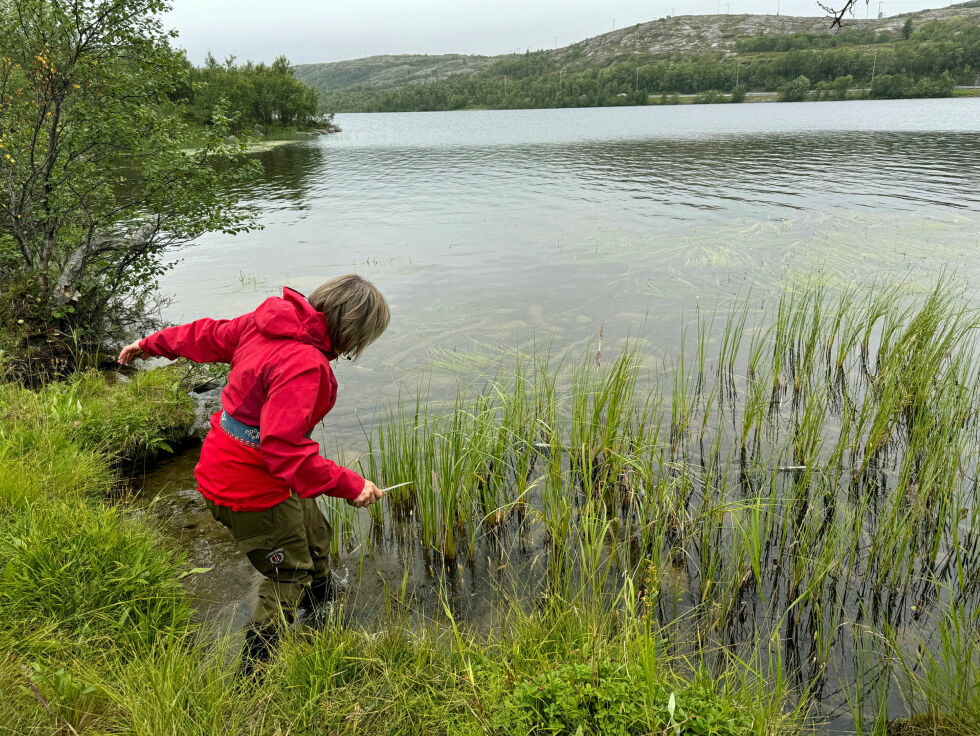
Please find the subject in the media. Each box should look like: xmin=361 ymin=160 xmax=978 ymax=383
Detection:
xmin=349 ymin=276 xmax=980 ymax=731
xmin=4 ymin=277 xmax=979 ymax=734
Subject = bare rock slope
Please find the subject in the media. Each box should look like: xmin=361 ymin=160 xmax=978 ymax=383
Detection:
xmin=559 ymin=4 xmax=977 ymax=63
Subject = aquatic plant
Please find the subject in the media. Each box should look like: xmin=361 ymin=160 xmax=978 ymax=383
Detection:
xmin=351 ymin=276 xmax=980 ymax=729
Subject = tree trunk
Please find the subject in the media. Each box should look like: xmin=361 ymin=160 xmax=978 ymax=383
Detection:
xmin=37 ymin=98 xmax=64 ymax=294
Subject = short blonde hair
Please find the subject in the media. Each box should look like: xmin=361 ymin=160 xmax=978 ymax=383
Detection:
xmin=308 ymin=274 xmax=390 ymax=360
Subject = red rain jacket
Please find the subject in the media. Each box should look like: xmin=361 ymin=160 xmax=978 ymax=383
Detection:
xmin=140 ymin=287 xmax=365 ymax=511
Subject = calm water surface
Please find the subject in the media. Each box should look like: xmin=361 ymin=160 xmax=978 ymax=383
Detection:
xmin=147 ymin=100 xmax=980 ymax=729
xmin=161 ymin=99 xmax=980 ymax=437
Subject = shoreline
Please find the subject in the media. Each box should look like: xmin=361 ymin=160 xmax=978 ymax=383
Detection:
xmin=180 ymin=127 xmax=341 ymax=155
xmin=334 ymin=87 xmax=980 ymax=114
xmin=5 ymin=272 xmax=980 ymax=733
xmin=1 ymin=366 xmax=802 ymax=735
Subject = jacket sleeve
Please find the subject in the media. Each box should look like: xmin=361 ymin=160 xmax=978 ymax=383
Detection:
xmin=258 ymin=360 xmax=365 ymax=501
xmin=139 ymin=313 xmax=252 ymax=364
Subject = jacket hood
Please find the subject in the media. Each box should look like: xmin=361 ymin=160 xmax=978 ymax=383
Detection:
xmin=254 ymin=287 xmax=333 ymax=355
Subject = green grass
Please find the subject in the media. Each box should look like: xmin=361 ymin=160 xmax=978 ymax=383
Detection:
xmin=0 ymin=366 xmax=197 ymax=654
xmin=345 ymin=276 xmax=980 ymax=733
xmin=0 ymin=606 xmax=799 ymax=736
xmin=4 ymin=277 xmax=979 ymax=733
xmin=0 ymin=363 xmax=803 ymax=735
xmin=0 ymin=366 xmax=199 ymax=733
xmin=0 ymin=366 xmax=196 ymax=466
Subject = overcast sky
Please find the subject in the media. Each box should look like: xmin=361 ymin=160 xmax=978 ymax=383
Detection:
xmin=165 ymin=0 xmax=953 ymax=66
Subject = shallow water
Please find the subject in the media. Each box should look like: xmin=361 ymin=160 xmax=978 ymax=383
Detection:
xmin=143 ymin=99 xmax=980 ymax=730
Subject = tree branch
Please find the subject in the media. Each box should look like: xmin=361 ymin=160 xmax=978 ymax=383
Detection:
xmin=818 ymin=0 xmax=868 ymax=31
xmin=50 ymin=219 xmax=160 ymax=307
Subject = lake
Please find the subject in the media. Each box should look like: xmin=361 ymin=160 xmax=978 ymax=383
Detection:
xmin=147 ymin=99 xmax=980 ymax=732
xmin=159 ymin=98 xmax=980 ymax=438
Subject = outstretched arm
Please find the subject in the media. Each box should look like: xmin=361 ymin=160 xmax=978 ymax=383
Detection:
xmin=117 ymin=313 xmax=252 ymax=365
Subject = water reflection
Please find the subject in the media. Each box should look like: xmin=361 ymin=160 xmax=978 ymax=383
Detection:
xmin=161 ymin=101 xmax=980 ymax=439
xmin=234 ymin=143 xmax=329 ymax=207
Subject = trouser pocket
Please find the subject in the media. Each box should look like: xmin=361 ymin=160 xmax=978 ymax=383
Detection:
xmin=205 ymin=496 xmax=316 ymax=625
xmin=301 ymin=497 xmax=333 ymax=581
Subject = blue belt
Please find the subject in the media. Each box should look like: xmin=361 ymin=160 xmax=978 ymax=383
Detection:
xmin=218 ymin=410 xmax=313 ymax=449
xmin=219 ymin=411 xmax=261 ymax=448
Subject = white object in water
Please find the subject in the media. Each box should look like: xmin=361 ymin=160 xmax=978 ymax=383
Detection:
xmin=380 ymin=481 xmax=413 ymax=493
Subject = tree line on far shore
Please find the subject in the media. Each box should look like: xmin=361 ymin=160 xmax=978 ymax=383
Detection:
xmin=317 ymin=16 xmax=979 ymax=111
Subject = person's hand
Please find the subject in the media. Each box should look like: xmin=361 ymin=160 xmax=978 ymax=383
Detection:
xmin=117 ymin=340 xmax=146 ymax=365
xmin=348 ymin=479 xmax=384 ymax=509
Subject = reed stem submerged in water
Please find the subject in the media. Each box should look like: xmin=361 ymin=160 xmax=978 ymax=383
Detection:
xmin=350 ymin=277 xmax=980 ymax=729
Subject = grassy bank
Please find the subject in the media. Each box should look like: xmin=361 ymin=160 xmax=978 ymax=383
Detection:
xmin=0 ymin=367 xmax=196 ymax=732
xmin=3 ymin=278 xmax=978 ymax=733
xmin=0 ymin=365 xmax=799 ymax=734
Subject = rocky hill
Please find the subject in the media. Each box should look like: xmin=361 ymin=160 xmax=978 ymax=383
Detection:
xmin=552 ymin=3 xmax=978 ymax=64
xmin=295 ymin=53 xmax=493 ymax=96
xmin=295 ymin=3 xmax=979 ymax=97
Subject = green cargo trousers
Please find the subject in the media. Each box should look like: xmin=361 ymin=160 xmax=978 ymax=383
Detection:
xmin=205 ymin=494 xmax=333 ymax=626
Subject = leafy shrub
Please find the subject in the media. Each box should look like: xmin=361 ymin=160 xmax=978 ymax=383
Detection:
xmin=870 ymin=72 xmax=955 ymax=99
xmin=496 ymin=660 xmax=645 ymax=735
xmin=495 ymin=660 xmax=754 ymax=736
xmin=778 ymin=75 xmax=811 ymax=102
xmin=648 ymin=675 xmax=758 ymax=736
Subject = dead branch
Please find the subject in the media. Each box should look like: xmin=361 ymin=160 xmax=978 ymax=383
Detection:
xmin=818 ymin=0 xmax=868 ymax=31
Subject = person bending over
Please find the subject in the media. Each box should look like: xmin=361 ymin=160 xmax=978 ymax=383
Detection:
xmin=118 ymin=274 xmax=389 ymax=676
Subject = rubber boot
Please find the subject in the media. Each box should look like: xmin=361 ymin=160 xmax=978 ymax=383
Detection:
xmin=301 ymin=569 xmax=352 ymax=628
xmin=237 ymin=622 xmax=279 ymax=683
xmin=298 ymin=574 xmax=337 ymax=629
xmin=299 ymin=575 xmax=333 ymax=609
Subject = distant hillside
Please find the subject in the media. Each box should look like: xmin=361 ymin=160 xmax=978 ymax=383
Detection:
xmin=295 ymin=3 xmax=980 ymax=106
xmin=549 ymin=3 xmax=977 ymax=64
xmin=295 ymin=53 xmax=493 ymax=95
